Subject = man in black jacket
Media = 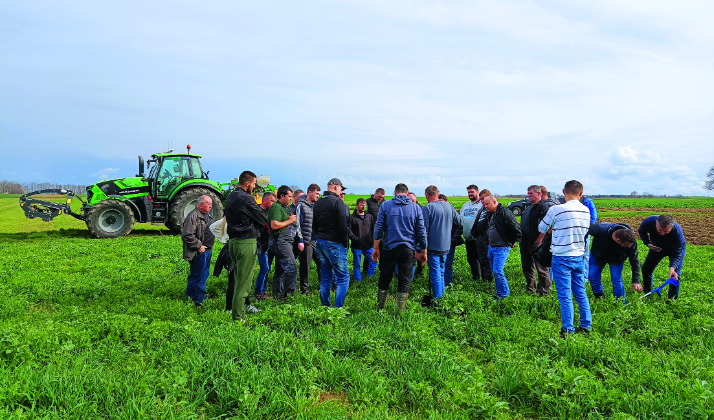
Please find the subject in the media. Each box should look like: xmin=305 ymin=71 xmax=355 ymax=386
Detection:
xmin=469 ymin=189 xmax=494 ymax=282
xmin=519 ymin=185 xmax=551 ymax=296
xmin=481 ymin=193 xmax=522 ymax=299
xmin=225 ymin=170 xmax=269 ymax=320
xmin=349 ymin=198 xmax=376 ymax=281
xmin=313 ymin=178 xmax=350 ymax=307
xmin=182 ymin=195 xmax=215 ymax=307
xmin=588 ymin=223 xmax=641 ymax=302
xmin=366 ymin=188 xmax=385 ymax=222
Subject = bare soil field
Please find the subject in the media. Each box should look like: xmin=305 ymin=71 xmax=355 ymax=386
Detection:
xmin=605 ymin=207 xmax=714 ymax=213
xmin=601 ymin=213 xmax=714 ymax=245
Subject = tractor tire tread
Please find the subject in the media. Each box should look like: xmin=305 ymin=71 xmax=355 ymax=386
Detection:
xmin=86 ymin=200 xmax=136 ymax=239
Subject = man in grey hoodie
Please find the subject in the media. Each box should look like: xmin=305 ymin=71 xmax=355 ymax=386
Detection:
xmin=422 ymin=185 xmax=461 ymax=299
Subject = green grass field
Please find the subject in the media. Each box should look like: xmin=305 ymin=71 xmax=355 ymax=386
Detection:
xmin=1 ymin=196 xmax=714 ymax=419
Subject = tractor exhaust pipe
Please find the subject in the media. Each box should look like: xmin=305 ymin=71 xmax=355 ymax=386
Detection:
xmin=138 ymin=156 xmax=144 ymax=177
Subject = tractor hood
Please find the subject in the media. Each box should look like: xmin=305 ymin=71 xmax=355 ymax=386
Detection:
xmin=87 ymin=177 xmax=150 ymax=204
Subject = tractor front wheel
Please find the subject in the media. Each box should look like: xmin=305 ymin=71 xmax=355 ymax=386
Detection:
xmin=168 ymin=188 xmax=223 ymax=232
xmin=86 ymin=200 xmax=135 ymax=238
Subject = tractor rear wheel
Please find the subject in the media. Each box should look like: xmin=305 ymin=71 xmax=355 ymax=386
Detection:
xmin=168 ymin=188 xmax=223 ymax=231
xmin=86 ymin=200 xmax=135 ymax=238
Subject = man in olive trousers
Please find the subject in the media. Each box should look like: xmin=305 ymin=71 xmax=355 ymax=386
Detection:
xmin=225 ymin=170 xmax=269 ymax=320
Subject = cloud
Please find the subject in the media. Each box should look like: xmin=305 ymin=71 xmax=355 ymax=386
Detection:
xmin=598 ymin=146 xmax=704 ymax=194
xmin=90 ymin=168 xmax=120 ymax=181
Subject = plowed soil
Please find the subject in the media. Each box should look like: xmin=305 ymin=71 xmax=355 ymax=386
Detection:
xmin=600 ymin=214 xmax=714 ymax=246
xmin=604 ymin=207 xmax=714 ymax=213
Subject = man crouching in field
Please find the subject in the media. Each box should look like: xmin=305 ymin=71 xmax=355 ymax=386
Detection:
xmin=225 ymin=171 xmax=268 ymax=321
xmin=535 ymin=180 xmax=592 ymax=337
xmin=587 ymin=223 xmax=641 ymax=302
xmin=638 ymin=214 xmax=686 ymax=300
xmin=182 ymin=195 xmax=215 ymax=307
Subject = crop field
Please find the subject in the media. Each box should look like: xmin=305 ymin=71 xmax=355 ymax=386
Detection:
xmin=1 ymin=195 xmax=713 ymax=419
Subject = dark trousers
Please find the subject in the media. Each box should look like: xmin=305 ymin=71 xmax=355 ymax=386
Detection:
xmin=298 ymin=240 xmax=322 ymax=293
xmin=378 ymin=245 xmax=415 ymax=293
xmin=520 ymin=241 xmax=551 ymax=295
xmin=465 ymin=238 xmax=493 ymax=281
xmin=272 ymin=238 xmax=297 ymax=298
xmin=642 ymin=247 xmax=685 ymax=299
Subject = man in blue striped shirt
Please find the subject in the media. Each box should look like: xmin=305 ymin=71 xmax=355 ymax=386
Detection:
xmin=535 ymin=180 xmax=592 ymax=337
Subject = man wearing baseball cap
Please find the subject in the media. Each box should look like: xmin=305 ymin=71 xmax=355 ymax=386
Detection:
xmin=312 ymin=178 xmax=351 ymax=308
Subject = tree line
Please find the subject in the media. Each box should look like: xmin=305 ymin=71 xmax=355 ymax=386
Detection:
xmin=0 ymin=180 xmax=88 ymax=195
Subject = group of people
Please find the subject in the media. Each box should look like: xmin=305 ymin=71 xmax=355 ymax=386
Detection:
xmin=180 ymin=172 xmax=687 ymax=337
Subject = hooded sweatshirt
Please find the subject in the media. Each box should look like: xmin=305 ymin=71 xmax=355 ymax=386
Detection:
xmin=374 ymin=194 xmax=428 ymax=251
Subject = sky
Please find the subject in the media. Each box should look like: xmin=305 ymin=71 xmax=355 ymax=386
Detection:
xmin=1 ymin=0 xmax=713 ymax=196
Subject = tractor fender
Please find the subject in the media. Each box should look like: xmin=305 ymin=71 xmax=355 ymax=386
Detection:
xmin=169 ymin=183 xmax=225 ymax=201
xmin=106 ymin=195 xmax=144 ymax=222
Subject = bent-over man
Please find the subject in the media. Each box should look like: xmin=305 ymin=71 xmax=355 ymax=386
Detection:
xmin=638 ymin=215 xmax=686 ymax=299
xmin=587 ymin=222 xmax=641 ymax=302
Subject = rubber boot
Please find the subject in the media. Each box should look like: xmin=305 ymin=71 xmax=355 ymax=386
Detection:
xmin=376 ymin=289 xmax=388 ymax=311
xmin=395 ymin=292 xmax=409 ymax=314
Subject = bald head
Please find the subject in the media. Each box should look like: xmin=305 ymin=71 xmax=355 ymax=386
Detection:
xmin=482 ymin=195 xmax=498 ymax=213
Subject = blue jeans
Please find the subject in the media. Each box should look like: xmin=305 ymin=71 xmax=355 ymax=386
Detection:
xmin=254 ymin=251 xmax=272 ymax=296
xmin=186 ymin=249 xmax=212 ymax=305
xmin=316 ymin=239 xmax=350 ymax=307
xmin=352 ymin=248 xmax=376 ymax=281
xmin=488 ymin=246 xmax=511 ymax=299
xmin=444 ymin=244 xmax=456 ymax=288
xmin=552 ymin=255 xmax=592 ymax=333
xmin=588 ymin=254 xmax=625 ymax=302
xmin=427 ymin=254 xmax=447 ymax=298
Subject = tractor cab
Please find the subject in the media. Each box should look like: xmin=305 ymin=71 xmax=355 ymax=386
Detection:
xmin=146 ymin=153 xmax=206 ymax=199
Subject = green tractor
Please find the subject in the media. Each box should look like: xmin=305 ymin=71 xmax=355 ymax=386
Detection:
xmin=19 ymin=146 xmax=247 ymax=238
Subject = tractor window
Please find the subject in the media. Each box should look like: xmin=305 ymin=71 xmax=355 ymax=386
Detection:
xmin=188 ymin=158 xmax=203 ymax=179
xmin=156 ymin=157 xmax=189 ymax=197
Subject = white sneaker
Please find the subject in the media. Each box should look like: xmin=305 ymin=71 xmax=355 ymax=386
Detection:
xmin=246 ymin=305 xmax=262 ymax=313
